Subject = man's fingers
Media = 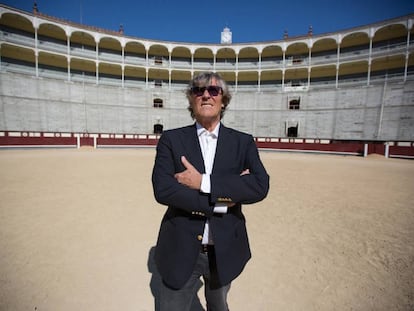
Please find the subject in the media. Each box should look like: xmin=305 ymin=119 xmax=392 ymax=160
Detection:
xmin=240 ymin=169 xmax=250 ymax=176
xmin=181 ymin=156 xmax=194 ymax=170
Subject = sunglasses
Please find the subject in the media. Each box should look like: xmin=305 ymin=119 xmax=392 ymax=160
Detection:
xmin=191 ymin=86 xmax=222 ymax=97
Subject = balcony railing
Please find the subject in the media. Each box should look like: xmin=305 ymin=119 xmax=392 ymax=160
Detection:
xmin=2 ymin=61 xmax=412 ymax=92
xmin=2 ymin=28 xmax=412 ymax=72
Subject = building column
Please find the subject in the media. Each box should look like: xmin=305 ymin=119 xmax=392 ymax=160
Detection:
xmin=121 ymin=64 xmax=125 ymax=88
xmin=235 ymin=71 xmax=238 ymax=93
xmin=404 ymin=27 xmax=411 ymax=82
xmin=96 ymin=62 xmax=99 ymax=85
xmin=67 ymin=58 xmax=71 ymax=81
xmin=67 ymin=35 xmax=71 ymax=81
xmin=308 ymin=48 xmax=311 ymax=87
xmin=367 ymin=33 xmax=373 ymax=86
xmin=121 ymin=43 xmax=125 ymax=88
xmin=213 ymin=53 xmax=216 ymax=71
xmin=168 ymin=70 xmax=171 ymax=90
xmin=336 ymin=43 xmax=340 ymax=88
xmin=34 ymin=26 xmax=39 ymax=77
xmin=95 ymin=40 xmax=99 ymax=84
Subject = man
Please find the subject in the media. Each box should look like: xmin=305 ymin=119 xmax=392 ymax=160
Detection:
xmin=152 ymin=72 xmax=269 ymax=311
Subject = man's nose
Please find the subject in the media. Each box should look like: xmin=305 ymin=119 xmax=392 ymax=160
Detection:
xmin=202 ymin=89 xmax=211 ymax=98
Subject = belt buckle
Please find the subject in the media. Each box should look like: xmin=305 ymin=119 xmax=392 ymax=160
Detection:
xmin=201 ymin=244 xmax=209 ymax=253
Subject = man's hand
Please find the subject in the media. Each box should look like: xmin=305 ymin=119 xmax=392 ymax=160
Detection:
xmin=174 ymin=156 xmax=202 ymax=190
xmin=227 ymin=169 xmax=251 ymax=207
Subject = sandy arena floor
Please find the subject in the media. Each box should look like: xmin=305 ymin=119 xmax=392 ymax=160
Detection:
xmin=0 ymin=148 xmax=413 ymax=311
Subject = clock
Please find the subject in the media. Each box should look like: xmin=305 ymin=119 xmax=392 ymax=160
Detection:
xmin=221 ymin=27 xmax=232 ymax=44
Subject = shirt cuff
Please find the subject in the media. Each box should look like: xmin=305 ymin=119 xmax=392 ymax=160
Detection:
xmin=213 ymin=204 xmax=228 ymax=214
xmin=201 ymin=174 xmax=228 ymax=214
xmin=200 ymin=174 xmax=211 ymax=193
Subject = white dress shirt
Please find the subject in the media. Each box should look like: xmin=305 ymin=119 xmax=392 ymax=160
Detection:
xmin=196 ymin=122 xmax=228 ymax=245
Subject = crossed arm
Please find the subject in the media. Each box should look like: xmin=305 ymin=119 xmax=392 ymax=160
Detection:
xmin=152 ymin=132 xmax=269 ymax=213
xmin=175 ymin=155 xmax=250 ymax=190
xmin=174 ymin=156 xmax=249 ymax=208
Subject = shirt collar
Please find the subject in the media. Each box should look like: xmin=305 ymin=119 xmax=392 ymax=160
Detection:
xmin=196 ymin=122 xmax=220 ymax=138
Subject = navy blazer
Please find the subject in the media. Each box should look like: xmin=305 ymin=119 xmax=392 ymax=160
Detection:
xmin=152 ymin=123 xmax=269 ymax=289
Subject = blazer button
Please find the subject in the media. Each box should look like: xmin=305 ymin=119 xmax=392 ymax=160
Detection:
xmin=197 ymin=235 xmax=203 ymax=241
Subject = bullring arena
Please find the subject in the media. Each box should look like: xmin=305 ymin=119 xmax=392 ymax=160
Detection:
xmin=0 ymin=3 xmax=414 ymax=311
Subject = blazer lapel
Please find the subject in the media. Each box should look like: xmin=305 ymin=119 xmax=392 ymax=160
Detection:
xmin=181 ymin=124 xmax=206 ymax=173
xmin=212 ymin=124 xmax=233 ymax=173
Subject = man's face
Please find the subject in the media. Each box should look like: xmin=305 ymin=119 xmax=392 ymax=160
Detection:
xmin=190 ymin=78 xmax=223 ymax=125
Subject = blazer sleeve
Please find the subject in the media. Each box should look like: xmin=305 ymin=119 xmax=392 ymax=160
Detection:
xmin=151 ymin=130 xmax=215 ymax=216
xmin=210 ymin=134 xmax=269 ymax=205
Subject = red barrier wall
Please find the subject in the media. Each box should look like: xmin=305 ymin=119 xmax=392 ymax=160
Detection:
xmin=0 ymin=132 xmax=413 ymax=159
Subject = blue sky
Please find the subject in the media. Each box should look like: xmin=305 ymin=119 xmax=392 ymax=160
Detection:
xmin=3 ymin=0 xmax=414 ymax=43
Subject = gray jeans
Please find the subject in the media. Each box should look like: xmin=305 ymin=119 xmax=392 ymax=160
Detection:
xmin=159 ymin=249 xmax=231 ymax=311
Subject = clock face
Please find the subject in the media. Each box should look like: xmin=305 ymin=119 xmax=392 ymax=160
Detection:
xmin=221 ymin=31 xmax=232 ymax=44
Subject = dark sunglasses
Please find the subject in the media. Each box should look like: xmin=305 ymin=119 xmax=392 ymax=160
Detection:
xmin=191 ymin=86 xmax=222 ymax=97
